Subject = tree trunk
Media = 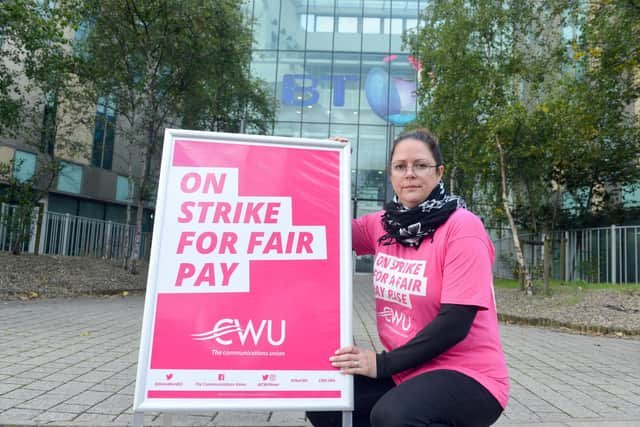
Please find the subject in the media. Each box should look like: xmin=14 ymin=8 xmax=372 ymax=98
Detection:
xmin=127 ymin=142 xmax=149 ymax=274
xmin=543 ymin=186 xmax=562 ymax=294
xmin=449 ymin=164 xmax=456 ymax=194
xmin=543 ymin=230 xmax=552 ymax=294
xmin=122 ymin=159 xmax=133 ymax=269
xmin=127 ymin=123 xmax=155 ymax=274
xmin=496 ymin=139 xmax=533 ymax=295
xmin=128 ymin=196 xmax=144 ymax=275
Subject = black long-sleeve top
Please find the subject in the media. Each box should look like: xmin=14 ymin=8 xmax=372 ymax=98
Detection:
xmin=376 ymin=303 xmax=479 ymax=378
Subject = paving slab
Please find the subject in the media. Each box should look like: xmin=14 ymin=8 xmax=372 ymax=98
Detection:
xmin=1 ymin=274 xmax=639 ymax=426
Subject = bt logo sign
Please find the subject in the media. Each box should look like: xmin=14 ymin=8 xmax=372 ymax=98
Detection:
xmin=281 ymin=74 xmax=358 ymax=108
xmin=281 ymin=55 xmax=420 ymax=125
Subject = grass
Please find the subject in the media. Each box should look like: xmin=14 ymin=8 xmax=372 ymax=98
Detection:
xmin=494 ymin=278 xmax=521 ymax=289
xmin=494 ymin=277 xmax=639 ymax=292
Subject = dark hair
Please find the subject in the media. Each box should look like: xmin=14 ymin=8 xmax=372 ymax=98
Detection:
xmin=390 ymin=128 xmax=443 ymax=166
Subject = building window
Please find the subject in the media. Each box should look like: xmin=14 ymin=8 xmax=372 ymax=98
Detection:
xmin=57 ymin=161 xmax=82 ymax=194
xmin=363 ymin=17 xmax=381 ymax=33
xmin=405 ymin=19 xmax=418 ymax=32
xmin=316 ymin=16 xmax=334 ymax=32
xmin=383 ymin=18 xmax=403 ymax=35
xmin=91 ymin=96 xmax=116 ymax=170
xmin=116 ymin=175 xmax=134 ymax=202
xmin=13 ymin=151 xmax=37 ymax=182
xmin=300 ymin=14 xmax=314 ymax=31
xmin=41 ymin=91 xmax=57 ymax=156
xmin=338 ymin=16 xmax=358 ymax=33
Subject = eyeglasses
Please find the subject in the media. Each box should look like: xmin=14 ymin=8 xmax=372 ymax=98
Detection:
xmin=391 ymin=162 xmax=440 ymax=176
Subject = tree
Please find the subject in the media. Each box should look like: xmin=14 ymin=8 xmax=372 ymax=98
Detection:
xmin=178 ymin=1 xmax=274 ymax=134
xmin=408 ymin=0 xmax=569 ymax=293
xmin=403 ymin=1 xmax=490 ymax=206
xmin=554 ymin=0 xmax=640 ymax=222
xmin=0 ymin=0 xmax=86 ymax=254
xmin=73 ymin=0 xmax=275 ymax=273
xmin=0 ymin=161 xmax=39 ymax=254
xmin=409 ymin=0 xmax=640 ymax=291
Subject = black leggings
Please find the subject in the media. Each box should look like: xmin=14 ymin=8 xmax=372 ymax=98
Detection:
xmin=306 ymin=370 xmax=503 ymax=427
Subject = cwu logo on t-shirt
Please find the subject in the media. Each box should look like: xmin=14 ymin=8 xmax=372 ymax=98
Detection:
xmin=377 ymin=306 xmax=412 ymax=337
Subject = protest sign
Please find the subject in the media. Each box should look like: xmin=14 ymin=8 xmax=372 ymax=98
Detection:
xmin=133 ymin=130 xmax=352 ymax=413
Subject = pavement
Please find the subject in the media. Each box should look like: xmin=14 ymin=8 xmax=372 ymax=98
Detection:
xmin=1 ymin=273 xmax=639 ymax=427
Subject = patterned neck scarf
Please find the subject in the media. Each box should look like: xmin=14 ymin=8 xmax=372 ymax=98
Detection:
xmin=378 ymin=181 xmax=466 ymax=248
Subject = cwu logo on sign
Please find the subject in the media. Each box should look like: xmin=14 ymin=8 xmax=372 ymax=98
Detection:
xmin=191 ymin=318 xmax=286 ymax=346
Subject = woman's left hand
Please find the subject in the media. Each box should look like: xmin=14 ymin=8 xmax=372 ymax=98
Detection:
xmin=330 ymin=345 xmax=377 ymax=378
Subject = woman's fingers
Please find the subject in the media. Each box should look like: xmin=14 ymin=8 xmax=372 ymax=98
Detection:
xmin=329 ymin=347 xmax=377 ymax=378
xmin=329 ymin=136 xmax=349 ymax=143
xmin=333 ymin=345 xmax=357 ymax=355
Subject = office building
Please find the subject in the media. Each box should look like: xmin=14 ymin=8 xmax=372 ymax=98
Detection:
xmin=247 ymin=0 xmax=424 ymax=217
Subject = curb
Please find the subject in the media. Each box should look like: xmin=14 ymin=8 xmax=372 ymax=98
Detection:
xmin=498 ymin=313 xmax=640 ymax=338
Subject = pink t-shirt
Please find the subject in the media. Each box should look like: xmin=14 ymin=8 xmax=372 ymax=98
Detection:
xmin=352 ymin=208 xmax=510 ymax=408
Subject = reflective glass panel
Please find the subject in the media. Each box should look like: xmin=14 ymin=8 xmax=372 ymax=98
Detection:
xmin=388 ymin=53 xmax=418 ymax=125
xmin=251 ymin=50 xmax=278 ymax=100
xmin=316 ymin=16 xmax=334 ymax=32
xmin=280 ymin=0 xmax=306 ymax=50
xmin=305 ymin=0 xmax=335 ymax=49
xmin=328 ymin=124 xmax=358 ymax=195
xmin=383 ymin=18 xmax=403 ymax=34
xmin=333 ymin=0 xmax=362 ymax=52
xmin=328 ymin=51 xmax=361 ymax=124
xmin=405 ymin=18 xmax=418 ymax=32
xmin=391 ymin=1 xmax=421 ymax=51
xmin=300 ymin=13 xmax=313 ymax=30
xmin=57 ymin=161 xmax=82 ymax=194
xmin=252 ymin=0 xmax=281 ymax=49
xmin=276 ymin=51 xmax=307 ymax=121
xmin=13 ymin=150 xmax=36 ymax=182
xmin=362 ymin=2 xmax=390 ymax=52
xmin=363 ymin=17 xmax=380 ymax=33
xmin=274 ymin=121 xmax=301 ymax=137
xmin=359 ymin=53 xmax=390 ymax=125
xmin=301 ymin=51 xmax=333 ymax=123
xmin=355 ymin=124 xmax=388 ymax=200
xmin=338 ymin=16 xmax=358 ymax=33
xmin=116 ymin=175 xmax=133 ymax=202
xmin=301 ymin=122 xmax=330 ymax=140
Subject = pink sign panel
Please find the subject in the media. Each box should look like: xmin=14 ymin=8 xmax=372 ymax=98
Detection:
xmin=134 ymin=131 xmax=352 ymax=412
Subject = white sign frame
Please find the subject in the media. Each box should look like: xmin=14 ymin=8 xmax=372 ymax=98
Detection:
xmin=133 ymin=129 xmax=353 ymax=414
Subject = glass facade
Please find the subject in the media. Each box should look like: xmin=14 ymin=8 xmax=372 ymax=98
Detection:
xmin=247 ymin=0 xmax=425 ymax=218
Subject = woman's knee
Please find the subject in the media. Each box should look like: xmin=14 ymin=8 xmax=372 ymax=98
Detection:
xmin=370 ymin=397 xmax=412 ymax=427
xmin=371 ymin=402 xmax=449 ymax=427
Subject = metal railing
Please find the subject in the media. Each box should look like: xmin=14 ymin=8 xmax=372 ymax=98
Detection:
xmin=3 ymin=202 xmax=638 ymax=283
xmin=492 ymin=225 xmax=640 ymax=284
xmin=0 ymin=203 xmax=151 ymax=260
xmin=0 ymin=203 xmax=38 ymax=254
